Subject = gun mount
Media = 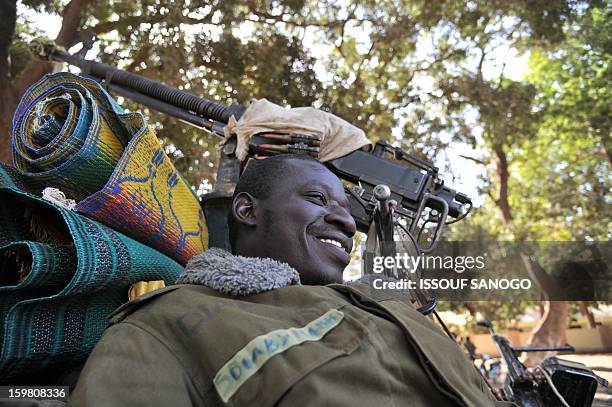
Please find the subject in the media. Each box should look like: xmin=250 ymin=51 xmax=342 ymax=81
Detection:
xmin=477 ymin=320 xmax=607 ymax=407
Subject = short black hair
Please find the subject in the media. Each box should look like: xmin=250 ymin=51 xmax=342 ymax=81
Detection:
xmin=228 ymin=154 xmax=326 ymax=248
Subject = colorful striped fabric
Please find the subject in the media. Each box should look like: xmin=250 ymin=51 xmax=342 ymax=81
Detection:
xmin=12 ymin=73 xmax=207 ymax=265
xmin=0 ymin=164 xmax=184 ymax=383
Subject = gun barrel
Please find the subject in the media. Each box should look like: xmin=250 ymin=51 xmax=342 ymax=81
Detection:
xmin=50 ymin=48 xmax=240 ymax=124
xmin=94 ymin=78 xmax=214 ymax=130
xmin=512 ymin=345 xmax=575 ymax=353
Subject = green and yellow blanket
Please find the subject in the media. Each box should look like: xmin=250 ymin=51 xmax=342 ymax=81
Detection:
xmin=12 ymin=73 xmax=207 ymax=265
xmin=1 ymin=73 xmax=209 ymax=383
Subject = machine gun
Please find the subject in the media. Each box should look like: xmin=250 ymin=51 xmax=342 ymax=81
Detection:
xmin=477 ymin=320 xmax=608 ymax=407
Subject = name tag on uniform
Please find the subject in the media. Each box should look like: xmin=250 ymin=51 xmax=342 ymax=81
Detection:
xmin=213 ymin=309 xmax=344 ymax=403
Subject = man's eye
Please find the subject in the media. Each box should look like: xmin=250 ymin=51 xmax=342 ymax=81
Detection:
xmin=306 ymin=193 xmax=327 ymax=205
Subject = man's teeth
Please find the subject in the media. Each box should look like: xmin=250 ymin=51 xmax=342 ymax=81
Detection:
xmin=319 ymin=238 xmax=345 ymax=251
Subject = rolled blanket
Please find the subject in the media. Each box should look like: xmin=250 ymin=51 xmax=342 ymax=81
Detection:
xmin=0 ymin=164 xmax=184 ymax=383
xmin=12 ymin=73 xmax=207 ymax=265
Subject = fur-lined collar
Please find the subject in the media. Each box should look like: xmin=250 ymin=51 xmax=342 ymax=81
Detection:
xmin=176 ymin=248 xmax=301 ymax=297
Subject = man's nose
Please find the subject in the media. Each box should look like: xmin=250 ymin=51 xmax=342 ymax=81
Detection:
xmin=325 ymin=206 xmax=356 ymax=237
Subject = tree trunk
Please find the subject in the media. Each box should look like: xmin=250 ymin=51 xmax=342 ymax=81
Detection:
xmin=490 ymin=144 xmax=569 ymax=364
xmin=580 ymin=302 xmax=597 ymax=328
xmin=464 ymin=302 xmax=477 ymax=316
xmin=524 ymin=301 xmax=568 ymax=366
xmin=0 ymin=88 xmax=17 ymax=164
xmin=492 ymin=144 xmax=569 ymax=366
xmin=493 ymin=144 xmax=512 ymax=225
xmin=602 ymin=134 xmax=612 ymax=167
xmin=520 ymin=254 xmax=569 ymax=366
xmin=0 ymin=0 xmax=17 ymax=164
xmin=0 ymin=0 xmax=88 ymax=163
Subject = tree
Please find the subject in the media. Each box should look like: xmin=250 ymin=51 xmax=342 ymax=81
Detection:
xmin=449 ymin=1 xmax=610 ymax=363
xmin=3 ymin=1 xmax=583 ymax=182
xmin=516 ymin=4 xmax=610 ymax=363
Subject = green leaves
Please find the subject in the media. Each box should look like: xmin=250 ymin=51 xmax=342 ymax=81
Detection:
xmin=12 ymin=0 xmax=605 ymax=205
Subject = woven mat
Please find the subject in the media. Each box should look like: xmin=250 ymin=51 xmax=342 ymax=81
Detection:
xmin=12 ymin=72 xmax=207 ymax=265
xmin=0 ymin=164 xmax=184 ymax=383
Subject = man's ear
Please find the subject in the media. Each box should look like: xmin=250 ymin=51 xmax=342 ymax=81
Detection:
xmin=232 ymin=192 xmax=258 ymax=227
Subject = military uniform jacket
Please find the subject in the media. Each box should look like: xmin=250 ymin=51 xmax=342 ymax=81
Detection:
xmin=70 ymin=248 xmax=512 ymax=407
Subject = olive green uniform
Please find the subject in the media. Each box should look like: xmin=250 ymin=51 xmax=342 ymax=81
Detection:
xmin=70 ymin=282 xmax=510 ymax=406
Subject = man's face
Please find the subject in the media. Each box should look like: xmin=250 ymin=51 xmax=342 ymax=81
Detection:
xmin=255 ymin=160 xmax=356 ymax=285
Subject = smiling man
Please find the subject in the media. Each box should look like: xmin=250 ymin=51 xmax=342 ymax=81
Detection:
xmin=70 ymin=155 xmax=509 ymax=407
xmin=228 ymin=154 xmax=355 ymax=285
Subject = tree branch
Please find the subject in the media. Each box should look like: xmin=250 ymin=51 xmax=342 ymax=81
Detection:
xmin=55 ymin=0 xmax=88 ymax=48
xmin=353 ymin=39 xmax=377 ymax=86
xmin=334 ymin=4 xmax=358 ymax=60
xmin=476 ymin=46 xmax=486 ymax=82
xmin=90 ymin=8 xmax=222 ymax=37
xmin=486 ymin=190 xmax=497 ymax=203
xmin=126 ymin=29 xmax=153 ymax=72
xmin=520 ymin=253 xmax=560 ymax=297
xmin=91 ymin=14 xmax=168 ymax=35
xmin=15 ymin=0 xmax=88 ymax=96
xmin=460 ymin=154 xmax=487 ymax=165
xmin=247 ymin=10 xmax=350 ymax=28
